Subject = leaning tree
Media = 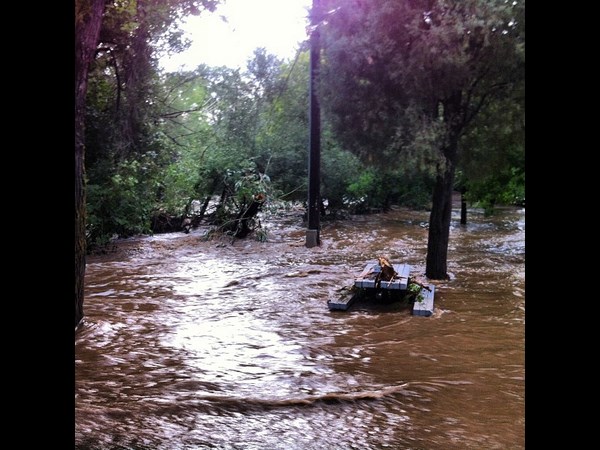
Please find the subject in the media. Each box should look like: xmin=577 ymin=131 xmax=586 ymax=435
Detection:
xmin=318 ymin=0 xmax=524 ymax=279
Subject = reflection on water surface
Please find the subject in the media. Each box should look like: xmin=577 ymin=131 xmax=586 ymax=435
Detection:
xmin=76 ymin=205 xmax=524 ymax=449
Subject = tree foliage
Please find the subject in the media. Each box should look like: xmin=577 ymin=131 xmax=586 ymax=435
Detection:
xmin=457 ymin=78 xmax=525 ymax=213
xmin=83 ymin=1 xmax=222 ymax=248
xmin=81 ymin=0 xmax=524 ymax=279
xmin=319 ymin=0 xmax=524 ymax=163
xmin=317 ymin=0 xmax=525 ymax=278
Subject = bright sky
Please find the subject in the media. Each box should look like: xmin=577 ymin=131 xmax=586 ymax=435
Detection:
xmin=160 ymin=0 xmax=313 ymax=72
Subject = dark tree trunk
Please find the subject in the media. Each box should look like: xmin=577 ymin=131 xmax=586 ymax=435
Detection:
xmin=460 ymin=188 xmax=467 ymax=225
xmin=197 ymin=177 xmax=220 ymax=221
xmin=75 ymin=0 xmax=106 ymax=329
xmin=425 ymin=162 xmax=455 ymax=280
xmin=233 ymin=196 xmax=265 ymax=238
xmin=425 ymin=89 xmax=465 ymax=280
xmin=198 ymin=195 xmax=211 ymax=221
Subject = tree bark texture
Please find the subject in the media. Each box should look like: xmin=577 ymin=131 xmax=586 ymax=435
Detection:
xmin=425 ymin=91 xmax=464 ymax=280
xmin=425 ymin=163 xmax=455 ymax=280
xmin=75 ymin=0 xmax=106 ymax=328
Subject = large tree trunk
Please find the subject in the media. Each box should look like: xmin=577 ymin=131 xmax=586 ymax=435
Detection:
xmin=425 ymin=91 xmax=464 ymax=280
xmin=75 ymin=0 xmax=106 ymax=329
xmin=425 ymin=161 xmax=456 ymax=280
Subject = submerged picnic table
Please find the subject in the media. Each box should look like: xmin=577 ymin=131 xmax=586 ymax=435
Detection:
xmin=328 ymin=261 xmax=435 ymax=316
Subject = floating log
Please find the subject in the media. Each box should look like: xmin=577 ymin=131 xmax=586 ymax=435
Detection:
xmin=354 ymin=262 xmax=409 ymax=290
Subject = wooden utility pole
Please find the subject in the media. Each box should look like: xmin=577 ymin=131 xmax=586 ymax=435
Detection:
xmin=306 ymin=0 xmax=321 ymax=248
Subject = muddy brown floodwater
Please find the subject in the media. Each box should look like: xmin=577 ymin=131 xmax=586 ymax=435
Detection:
xmin=75 ymin=203 xmax=525 ymax=449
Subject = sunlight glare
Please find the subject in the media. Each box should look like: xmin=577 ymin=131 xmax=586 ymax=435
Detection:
xmin=161 ymin=0 xmax=312 ymax=72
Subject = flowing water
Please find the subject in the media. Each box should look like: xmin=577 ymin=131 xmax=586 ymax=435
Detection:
xmin=75 ymin=203 xmax=525 ymax=449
